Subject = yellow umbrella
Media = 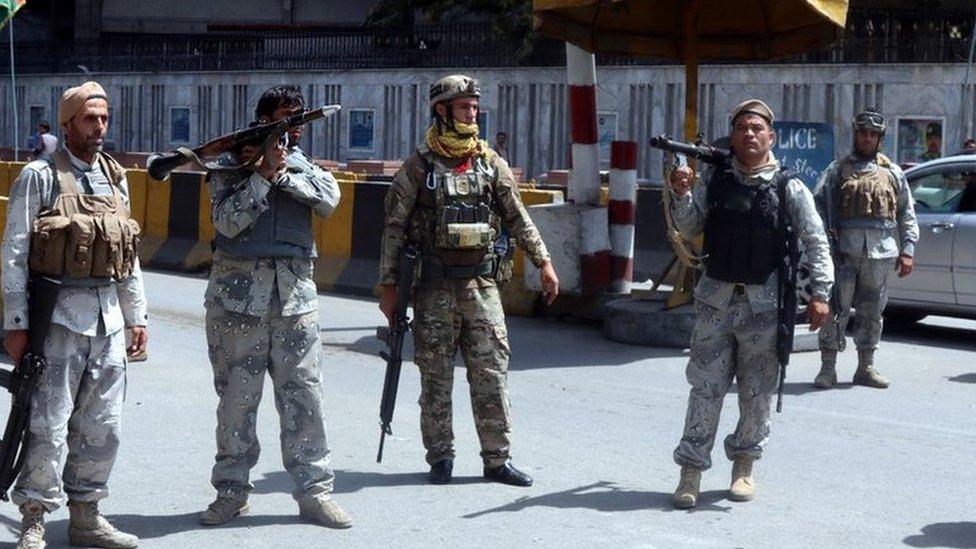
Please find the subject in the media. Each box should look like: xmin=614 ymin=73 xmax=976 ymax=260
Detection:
xmin=534 ymin=0 xmax=848 ymax=306
xmin=534 ymin=0 xmax=848 ymax=139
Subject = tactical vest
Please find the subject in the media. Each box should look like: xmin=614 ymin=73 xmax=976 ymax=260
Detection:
xmin=213 ymin=154 xmax=314 ymax=258
xmin=414 ymin=152 xmax=499 ymax=269
xmin=702 ymin=167 xmax=791 ymax=285
xmin=28 ymin=150 xmax=140 ymax=282
xmin=837 ymin=156 xmax=897 ymax=221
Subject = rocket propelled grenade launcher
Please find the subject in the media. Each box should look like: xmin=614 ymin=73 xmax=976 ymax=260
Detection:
xmin=146 ymin=104 xmax=341 ymax=181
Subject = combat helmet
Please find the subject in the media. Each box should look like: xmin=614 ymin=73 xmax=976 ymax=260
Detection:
xmin=853 ymin=108 xmax=887 ymax=134
xmin=430 ymin=75 xmax=481 ymax=107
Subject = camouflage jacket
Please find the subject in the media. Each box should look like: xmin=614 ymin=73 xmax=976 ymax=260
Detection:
xmin=670 ymin=159 xmax=834 ymax=314
xmin=204 ymin=146 xmax=339 ymax=317
xmin=813 ymin=154 xmax=919 ymax=259
xmin=379 ymin=145 xmax=550 ymax=286
xmin=2 ymin=148 xmax=148 ymax=335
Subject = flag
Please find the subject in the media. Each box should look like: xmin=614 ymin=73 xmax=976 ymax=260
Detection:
xmin=0 ymin=0 xmax=26 ymax=29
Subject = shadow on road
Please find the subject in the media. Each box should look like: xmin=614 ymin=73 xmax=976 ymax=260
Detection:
xmin=903 ymin=522 xmax=976 ymax=548
xmin=462 ymin=481 xmax=731 ymax=518
xmin=252 ymin=469 xmax=486 ymax=496
xmin=947 ymin=373 xmax=976 ymax=384
xmin=884 ymin=321 xmax=976 ymax=353
xmin=77 ymin=512 xmax=304 ymax=541
xmin=729 ymin=381 xmax=858 ymax=398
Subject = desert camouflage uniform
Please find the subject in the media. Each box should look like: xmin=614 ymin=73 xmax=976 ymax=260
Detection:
xmin=204 ymin=146 xmax=340 ymax=502
xmin=2 ymin=148 xmax=148 ymax=510
xmin=380 ymin=147 xmax=549 ymax=468
xmin=814 ymin=155 xmax=919 ymax=354
xmin=670 ymin=159 xmax=833 ymax=470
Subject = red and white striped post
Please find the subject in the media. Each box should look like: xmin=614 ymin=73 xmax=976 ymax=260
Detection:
xmin=566 ymin=43 xmax=601 ymax=206
xmin=609 ymin=141 xmax=637 ymax=293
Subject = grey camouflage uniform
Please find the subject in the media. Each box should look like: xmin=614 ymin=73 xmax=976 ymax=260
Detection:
xmin=814 ymin=155 xmax=919 ymax=353
xmin=670 ymin=158 xmax=833 ymax=470
xmin=205 ymin=146 xmax=340 ymax=502
xmin=2 ymin=148 xmax=148 ymax=511
xmin=380 ymin=147 xmax=550 ymax=468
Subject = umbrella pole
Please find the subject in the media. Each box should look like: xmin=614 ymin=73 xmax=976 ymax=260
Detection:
xmin=8 ymin=15 xmax=17 ymax=162
xmin=666 ymin=1 xmax=700 ymax=309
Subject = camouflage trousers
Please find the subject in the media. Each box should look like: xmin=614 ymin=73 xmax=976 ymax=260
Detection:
xmin=413 ymin=279 xmax=513 ymax=468
xmin=205 ymin=300 xmax=334 ymax=502
xmin=674 ymin=293 xmax=779 ymax=471
xmin=12 ymin=324 xmax=127 ymax=511
xmin=818 ymin=255 xmax=895 ymax=353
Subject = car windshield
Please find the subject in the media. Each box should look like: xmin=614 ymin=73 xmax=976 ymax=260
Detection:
xmin=910 ymin=168 xmax=976 ymax=213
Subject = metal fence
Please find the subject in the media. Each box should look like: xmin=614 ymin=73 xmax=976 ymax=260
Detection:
xmin=1 ymin=8 xmax=973 ymax=74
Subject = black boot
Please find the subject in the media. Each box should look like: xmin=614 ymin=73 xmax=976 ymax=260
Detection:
xmin=428 ymin=459 xmax=453 ymax=485
xmin=484 ymin=462 xmax=533 ymax=487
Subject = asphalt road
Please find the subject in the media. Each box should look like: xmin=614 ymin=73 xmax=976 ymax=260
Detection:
xmin=0 ymin=269 xmax=974 ymax=548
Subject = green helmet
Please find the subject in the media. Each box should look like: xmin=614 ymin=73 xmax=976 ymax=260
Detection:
xmin=853 ymin=108 xmax=886 ymax=134
xmin=430 ymin=74 xmax=481 ymax=107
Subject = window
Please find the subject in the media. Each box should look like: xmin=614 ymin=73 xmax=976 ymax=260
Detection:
xmin=477 ymin=110 xmax=489 ymax=140
xmin=170 ymin=106 xmax=191 ymax=144
xmin=349 ymin=109 xmax=375 ymax=151
xmin=909 ymin=169 xmax=976 ymax=213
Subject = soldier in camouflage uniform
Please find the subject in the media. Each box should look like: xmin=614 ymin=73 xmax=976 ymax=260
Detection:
xmin=813 ymin=109 xmax=919 ymax=390
xmin=379 ymin=75 xmax=559 ymax=487
xmin=667 ymin=100 xmax=833 ymax=509
xmin=199 ymin=85 xmax=351 ymax=529
xmin=2 ymin=81 xmax=148 ymax=549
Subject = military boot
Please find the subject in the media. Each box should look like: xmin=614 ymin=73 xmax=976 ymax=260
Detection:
xmin=853 ymin=349 xmax=889 ymax=389
xmin=17 ymin=501 xmax=46 ymax=549
xmin=671 ymin=466 xmax=701 ymax=509
xmin=199 ymin=495 xmax=250 ymax=526
xmin=729 ymin=457 xmax=756 ymax=502
xmin=814 ymin=351 xmax=838 ymax=389
xmin=298 ymin=495 xmax=353 ymax=529
xmin=67 ymin=501 xmax=138 ymax=548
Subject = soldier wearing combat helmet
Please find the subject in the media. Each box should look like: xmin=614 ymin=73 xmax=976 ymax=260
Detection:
xmin=667 ymin=99 xmax=833 ymax=509
xmin=812 ymin=108 xmax=919 ymax=390
xmin=379 ymin=74 xmax=559 ymax=487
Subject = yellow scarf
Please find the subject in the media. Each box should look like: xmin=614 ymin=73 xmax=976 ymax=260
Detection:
xmin=425 ymin=121 xmax=495 ymax=162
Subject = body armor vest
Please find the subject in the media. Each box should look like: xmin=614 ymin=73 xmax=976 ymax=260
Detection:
xmin=214 ymin=152 xmax=314 ymax=258
xmin=837 ymin=156 xmax=897 ymax=221
xmin=414 ymin=152 xmax=499 ymax=267
xmin=703 ymin=167 xmax=790 ymax=285
xmin=29 ymin=150 xmax=140 ymax=282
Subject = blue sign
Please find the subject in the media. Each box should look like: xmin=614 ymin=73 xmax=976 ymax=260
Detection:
xmin=772 ymin=121 xmax=834 ymax=189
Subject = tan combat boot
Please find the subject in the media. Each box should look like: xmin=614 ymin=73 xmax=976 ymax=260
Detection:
xmin=853 ymin=349 xmax=889 ymax=389
xmin=729 ymin=457 xmax=756 ymax=502
xmin=199 ymin=495 xmax=250 ymax=526
xmin=67 ymin=501 xmax=139 ymax=548
xmin=814 ymin=351 xmax=838 ymax=389
xmin=298 ymin=494 xmax=353 ymax=529
xmin=17 ymin=501 xmax=46 ymax=549
xmin=671 ymin=466 xmax=701 ymax=509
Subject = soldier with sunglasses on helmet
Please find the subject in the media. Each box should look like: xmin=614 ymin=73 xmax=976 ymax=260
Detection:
xmin=812 ymin=108 xmax=919 ymax=390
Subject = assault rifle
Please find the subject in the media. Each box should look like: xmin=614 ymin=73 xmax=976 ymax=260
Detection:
xmin=376 ymin=245 xmax=418 ymax=463
xmin=775 ymin=171 xmax=801 ymax=413
xmin=146 ymin=104 xmax=341 ymax=181
xmin=649 ymin=135 xmax=731 ymax=167
xmin=820 ymin=180 xmax=845 ymax=351
xmin=0 ymin=276 xmax=61 ymax=500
